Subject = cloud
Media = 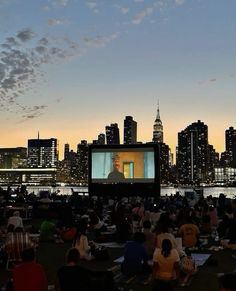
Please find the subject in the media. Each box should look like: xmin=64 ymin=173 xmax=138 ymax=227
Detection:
xmin=48 ymin=18 xmax=65 ymax=26
xmin=0 ymin=28 xmax=82 ymax=120
xmin=86 ymin=2 xmax=97 ymax=9
xmin=198 ymin=78 xmax=217 ymax=85
xmin=53 ymin=0 xmax=69 ymax=6
xmin=132 ymin=7 xmax=154 ymax=25
xmin=20 ymin=105 xmax=48 ymax=121
xmin=38 ymin=37 xmax=49 ymax=46
xmin=175 ymin=0 xmax=185 ymax=5
xmin=55 ymin=97 xmax=63 ymax=103
xmin=133 ymin=0 xmax=144 ymax=2
xmin=83 ymin=32 xmax=120 ymax=48
xmin=16 ymin=29 xmax=36 ymax=42
xmin=120 ymin=7 xmax=129 ymax=15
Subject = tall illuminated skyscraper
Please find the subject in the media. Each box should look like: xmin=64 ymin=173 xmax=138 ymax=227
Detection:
xmin=225 ymin=126 xmax=236 ymax=167
xmin=27 ymin=138 xmax=58 ymax=168
xmin=151 ymin=104 xmax=171 ymax=183
xmin=64 ymin=143 xmax=70 ymax=160
xmin=177 ymin=120 xmax=209 ymax=184
xmin=124 ymin=116 xmax=137 ymax=144
xmin=153 ymin=103 xmax=163 ymax=143
xmin=105 ymin=123 xmax=120 ymax=144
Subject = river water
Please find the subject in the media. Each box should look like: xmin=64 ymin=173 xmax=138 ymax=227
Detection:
xmin=3 ymin=185 xmax=235 ymax=199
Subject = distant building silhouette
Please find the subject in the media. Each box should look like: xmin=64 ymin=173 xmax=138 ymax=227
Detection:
xmin=105 ymin=123 xmax=120 ymax=144
xmin=27 ymin=138 xmax=58 ymax=168
xmin=93 ymin=133 xmax=106 ymax=145
xmin=0 ymin=147 xmax=27 ymax=169
xmin=124 ymin=116 xmax=137 ymax=144
xmin=77 ymin=140 xmax=89 ymax=185
xmin=64 ymin=143 xmax=70 ymax=160
xmin=225 ymin=126 xmax=236 ymax=167
xmin=177 ymin=120 xmax=218 ymax=184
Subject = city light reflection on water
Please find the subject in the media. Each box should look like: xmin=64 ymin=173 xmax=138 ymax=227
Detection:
xmin=2 ymin=185 xmax=235 ymax=199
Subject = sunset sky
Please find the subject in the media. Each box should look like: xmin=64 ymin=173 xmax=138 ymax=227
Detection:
xmin=0 ymin=0 xmax=236 ymax=161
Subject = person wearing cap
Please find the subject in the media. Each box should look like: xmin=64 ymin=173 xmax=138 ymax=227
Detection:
xmin=107 ymin=153 xmax=125 ymax=182
xmin=7 ymin=211 xmax=24 ymax=230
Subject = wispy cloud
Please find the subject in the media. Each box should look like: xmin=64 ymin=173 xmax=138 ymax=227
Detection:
xmin=198 ymin=78 xmax=217 ymax=85
xmin=120 ymin=7 xmax=129 ymax=15
xmin=132 ymin=7 xmax=154 ymax=25
xmin=52 ymin=0 xmax=70 ymax=7
xmin=175 ymin=0 xmax=185 ymax=6
xmin=86 ymin=1 xmax=97 ymax=9
xmin=48 ymin=18 xmax=65 ymax=26
xmin=83 ymin=32 xmax=120 ymax=48
xmin=19 ymin=105 xmax=48 ymax=122
xmin=0 ymin=28 xmax=82 ymax=120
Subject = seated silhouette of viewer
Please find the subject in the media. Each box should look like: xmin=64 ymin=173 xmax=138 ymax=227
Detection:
xmin=107 ymin=154 xmax=125 ymax=182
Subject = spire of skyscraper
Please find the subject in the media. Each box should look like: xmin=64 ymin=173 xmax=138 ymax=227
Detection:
xmin=153 ymin=101 xmax=163 ymax=143
xmin=156 ymin=100 xmax=160 ymax=121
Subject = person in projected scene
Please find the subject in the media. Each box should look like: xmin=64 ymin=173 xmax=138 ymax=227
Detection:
xmin=107 ymin=153 xmax=125 ymax=182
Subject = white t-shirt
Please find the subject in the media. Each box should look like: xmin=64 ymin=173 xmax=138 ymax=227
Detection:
xmin=7 ymin=216 xmax=23 ymax=230
xmin=153 ymin=248 xmax=180 ymax=280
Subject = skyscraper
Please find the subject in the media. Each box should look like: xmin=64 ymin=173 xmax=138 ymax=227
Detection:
xmin=98 ymin=133 xmax=105 ymax=144
xmin=27 ymin=138 xmax=58 ymax=168
xmin=124 ymin=116 xmax=137 ymax=144
xmin=105 ymin=123 xmax=120 ymax=144
xmin=64 ymin=143 xmax=70 ymax=160
xmin=177 ymin=120 xmax=209 ymax=184
xmin=151 ymin=104 xmax=171 ymax=184
xmin=225 ymin=126 xmax=236 ymax=167
xmin=0 ymin=147 xmax=27 ymax=169
xmin=153 ymin=103 xmax=163 ymax=143
xmin=77 ymin=140 xmax=89 ymax=185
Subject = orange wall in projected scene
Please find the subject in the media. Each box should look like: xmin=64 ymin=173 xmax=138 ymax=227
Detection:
xmin=118 ymin=152 xmax=144 ymax=178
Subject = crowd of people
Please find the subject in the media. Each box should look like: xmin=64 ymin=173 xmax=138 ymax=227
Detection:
xmin=0 ymin=187 xmax=236 ymax=290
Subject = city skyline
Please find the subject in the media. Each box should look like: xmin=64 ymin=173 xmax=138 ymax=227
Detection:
xmin=0 ymin=0 xmax=236 ymax=158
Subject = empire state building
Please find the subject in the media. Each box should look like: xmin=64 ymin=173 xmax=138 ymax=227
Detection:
xmin=153 ymin=104 xmax=163 ymax=143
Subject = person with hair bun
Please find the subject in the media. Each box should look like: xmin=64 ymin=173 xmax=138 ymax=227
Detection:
xmin=152 ymin=238 xmax=180 ymax=291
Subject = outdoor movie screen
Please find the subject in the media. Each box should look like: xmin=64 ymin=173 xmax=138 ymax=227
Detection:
xmin=91 ymin=146 xmax=155 ymax=183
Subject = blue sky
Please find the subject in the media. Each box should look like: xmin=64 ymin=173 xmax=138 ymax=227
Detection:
xmin=0 ymin=0 xmax=236 ymax=160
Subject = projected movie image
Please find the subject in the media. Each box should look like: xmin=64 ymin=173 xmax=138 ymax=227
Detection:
xmin=91 ymin=148 xmax=155 ymax=183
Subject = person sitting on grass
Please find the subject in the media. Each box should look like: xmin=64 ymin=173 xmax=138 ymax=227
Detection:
xmin=12 ymin=247 xmax=48 ymax=291
xmin=73 ymin=219 xmax=94 ymax=261
xmin=218 ymin=273 xmax=236 ymax=291
xmin=152 ymin=238 xmax=180 ymax=291
xmin=56 ymin=248 xmax=89 ymax=291
xmin=178 ymin=248 xmax=197 ymax=287
xmin=39 ymin=215 xmax=57 ymax=242
xmin=121 ymin=231 xmax=149 ymax=280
